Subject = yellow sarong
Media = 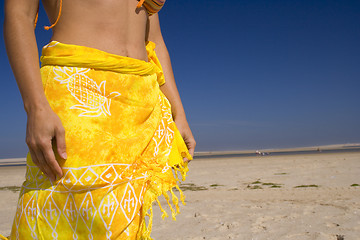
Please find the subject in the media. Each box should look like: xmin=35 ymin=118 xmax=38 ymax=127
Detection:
xmin=3 ymin=41 xmax=192 ymax=240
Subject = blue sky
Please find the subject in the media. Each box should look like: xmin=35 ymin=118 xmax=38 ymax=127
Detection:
xmin=1 ymin=0 xmax=360 ymax=158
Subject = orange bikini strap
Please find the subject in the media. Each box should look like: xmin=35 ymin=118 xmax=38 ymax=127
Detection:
xmin=34 ymin=3 xmax=39 ymax=29
xmin=136 ymin=0 xmax=146 ymax=8
xmin=44 ymin=0 xmax=63 ymax=30
xmin=34 ymin=0 xmax=63 ymax=30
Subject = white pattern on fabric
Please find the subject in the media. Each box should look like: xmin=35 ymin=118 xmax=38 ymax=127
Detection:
xmin=53 ymin=66 xmax=121 ymax=117
xmin=99 ymin=190 xmax=119 ymax=239
xmin=42 ymin=192 xmax=61 ymax=239
xmin=15 ymin=164 xmax=146 ymax=240
xmin=63 ymin=193 xmax=79 ymax=240
xmin=24 ymin=191 xmax=38 ymax=239
xmin=22 ymin=164 xmax=149 ymax=193
xmin=152 ymin=94 xmax=174 ymax=158
xmin=79 ymin=192 xmax=97 ymax=240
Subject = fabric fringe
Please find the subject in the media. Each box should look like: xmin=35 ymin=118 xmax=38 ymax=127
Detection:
xmin=136 ymin=122 xmax=192 ymax=240
xmin=0 ymin=234 xmax=8 ymax=240
xmin=137 ymin=164 xmax=189 ymax=239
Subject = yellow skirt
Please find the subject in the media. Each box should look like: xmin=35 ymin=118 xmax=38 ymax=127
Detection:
xmin=4 ymin=41 xmax=192 ymax=240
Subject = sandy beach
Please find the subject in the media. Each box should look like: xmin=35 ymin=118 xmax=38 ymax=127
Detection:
xmin=1 ymin=149 xmax=359 ymax=239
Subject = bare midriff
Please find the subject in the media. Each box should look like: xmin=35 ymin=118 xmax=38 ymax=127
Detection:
xmin=42 ymin=0 xmax=150 ymax=61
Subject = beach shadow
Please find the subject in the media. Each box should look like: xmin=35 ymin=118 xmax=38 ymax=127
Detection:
xmin=180 ymin=183 xmax=208 ymax=191
xmin=247 ymin=180 xmax=283 ymax=189
xmin=293 ymin=184 xmax=319 ymax=188
xmin=0 ymin=186 xmax=21 ymax=193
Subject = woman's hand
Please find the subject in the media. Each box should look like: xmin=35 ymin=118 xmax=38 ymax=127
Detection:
xmin=25 ymin=105 xmax=67 ymax=182
xmin=174 ymin=116 xmax=196 ymax=163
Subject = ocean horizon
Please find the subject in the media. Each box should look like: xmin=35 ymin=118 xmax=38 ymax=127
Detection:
xmin=1 ymin=142 xmax=359 ymax=167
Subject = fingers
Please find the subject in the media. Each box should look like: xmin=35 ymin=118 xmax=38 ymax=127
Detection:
xmin=27 ymin=137 xmax=62 ymax=182
xmin=55 ymin=126 xmax=67 ymax=160
xmin=28 ymin=147 xmax=56 ymax=182
xmin=183 ymin=139 xmax=196 ymax=163
xmin=41 ymin=138 xmax=63 ymax=180
xmin=188 ymin=142 xmax=196 ymax=158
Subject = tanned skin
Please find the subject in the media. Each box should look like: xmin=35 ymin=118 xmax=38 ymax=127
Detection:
xmin=4 ymin=0 xmax=196 ymax=182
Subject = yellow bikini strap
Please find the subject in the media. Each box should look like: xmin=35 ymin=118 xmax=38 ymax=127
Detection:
xmin=34 ymin=0 xmax=63 ymax=30
xmin=137 ymin=0 xmax=146 ymax=8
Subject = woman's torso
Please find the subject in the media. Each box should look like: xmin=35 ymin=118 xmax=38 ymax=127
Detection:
xmin=42 ymin=0 xmax=150 ymax=61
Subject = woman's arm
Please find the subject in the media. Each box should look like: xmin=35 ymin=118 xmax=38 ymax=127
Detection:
xmin=147 ymin=13 xmax=196 ymax=162
xmin=4 ymin=0 xmax=66 ymax=181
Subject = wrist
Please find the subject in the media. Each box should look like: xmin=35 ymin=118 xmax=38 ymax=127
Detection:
xmin=24 ymin=99 xmax=51 ymax=115
xmin=172 ymin=107 xmax=186 ymax=120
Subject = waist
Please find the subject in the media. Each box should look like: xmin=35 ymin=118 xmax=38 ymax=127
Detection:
xmin=50 ymin=26 xmax=148 ymax=61
xmin=40 ymin=40 xmax=157 ymax=76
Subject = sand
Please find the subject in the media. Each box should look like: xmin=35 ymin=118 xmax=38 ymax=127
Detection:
xmin=1 ymin=151 xmax=359 ymax=239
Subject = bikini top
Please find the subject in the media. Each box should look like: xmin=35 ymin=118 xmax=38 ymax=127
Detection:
xmin=35 ymin=0 xmax=166 ymax=30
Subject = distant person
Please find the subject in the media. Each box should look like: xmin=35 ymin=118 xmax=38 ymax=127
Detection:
xmin=2 ymin=0 xmax=196 ymax=239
